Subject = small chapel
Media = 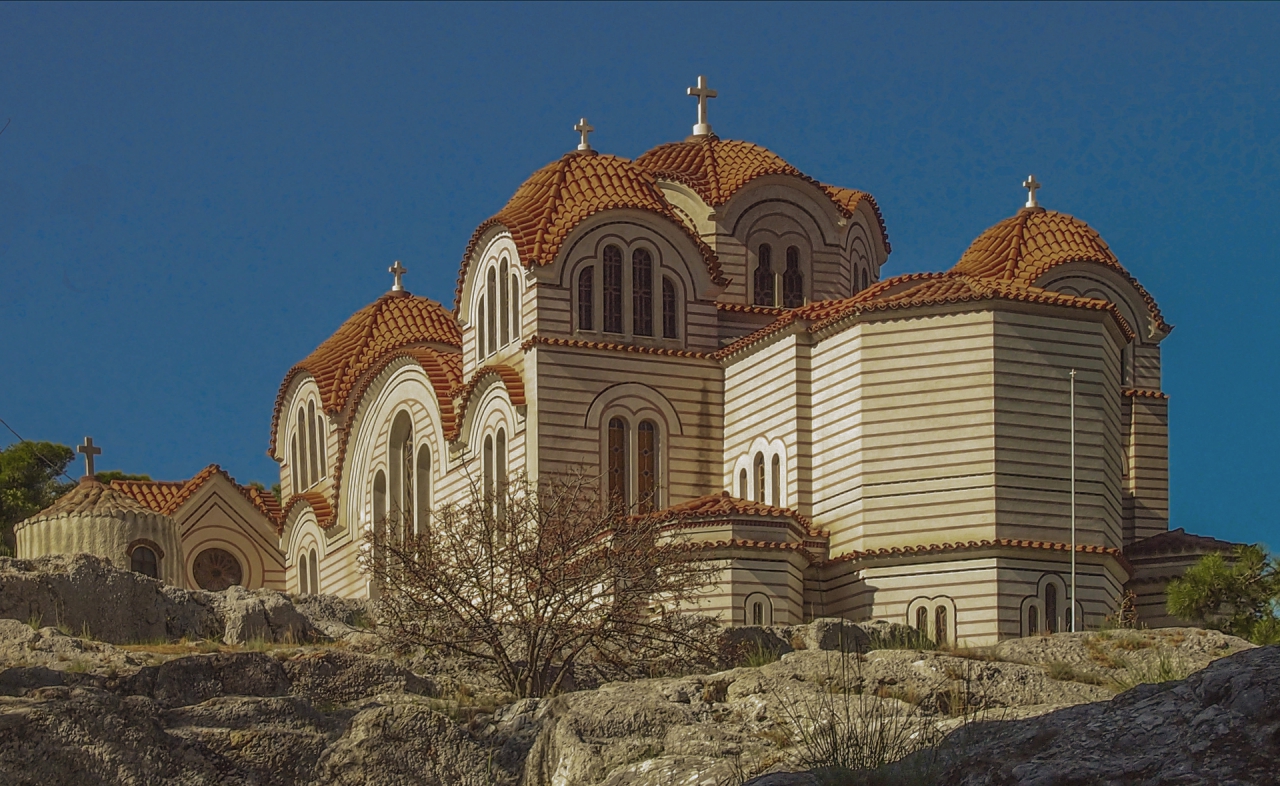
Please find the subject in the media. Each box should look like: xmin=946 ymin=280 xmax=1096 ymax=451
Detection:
xmin=18 ymin=78 xmax=1236 ymax=645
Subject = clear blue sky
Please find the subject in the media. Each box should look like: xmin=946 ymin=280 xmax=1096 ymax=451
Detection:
xmin=1 ymin=3 xmax=1276 ymax=548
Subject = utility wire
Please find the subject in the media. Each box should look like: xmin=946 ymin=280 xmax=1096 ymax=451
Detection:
xmin=0 ymin=415 xmax=78 ymax=483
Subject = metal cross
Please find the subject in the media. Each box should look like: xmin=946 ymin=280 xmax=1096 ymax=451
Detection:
xmin=78 ymin=436 xmax=101 ymax=478
xmin=1023 ymin=175 xmax=1042 ymax=209
xmin=574 ymin=118 xmax=594 ymax=151
xmin=687 ymin=75 xmax=717 ymax=137
xmin=389 ymin=260 xmax=407 ymax=292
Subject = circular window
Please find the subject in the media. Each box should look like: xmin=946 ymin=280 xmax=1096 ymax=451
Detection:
xmin=193 ymin=548 xmax=243 ymax=591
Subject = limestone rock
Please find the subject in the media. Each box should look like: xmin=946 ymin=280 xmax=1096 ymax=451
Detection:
xmin=214 ymin=585 xmax=319 ymax=646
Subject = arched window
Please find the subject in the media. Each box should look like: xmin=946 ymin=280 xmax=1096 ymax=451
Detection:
xmin=1027 ymin=604 xmax=1039 ymax=636
xmin=486 ymin=268 xmax=498 ymax=355
xmin=289 ymin=434 xmax=298 ymax=494
xmin=296 ymin=408 xmax=309 ymax=490
xmin=662 ymin=278 xmax=679 ymax=339
xmin=511 ymin=271 xmax=521 ymax=340
xmin=131 ymin=546 xmax=158 ymax=579
xmin=415 ymin=444 xmax=431 ymax=537
xmin=771 ymin=454 xmax=781 ymax=507
xmin=307 ymin=401 xmax=320 ymax=487
xmin=738 ymin=469 xmax=748 ymax=499
xmin=499 ymin=259 xmax=510 ymax=346
xmin=298 ymin=551 xmax=309 ymax=595
xmin=753 ymin=452 xmax=766 ymax=503
xmin=935 ymin=605 xmax=949 ymax=646
xmin=578 ymin=267 xmax=594 ymax=331
xmin=389 ymin=412 xmax=413 ymax=542
xmin=783 ymin=246 xmax=804 ymax=308
xmin=603 ymin=245 xmax=623 ymax=334
xmin=373 ymin=471 xmax=387 ymax=528
xmin=752 ymin=601 xmax=764 ymax=626
xmin=637 ymin=420 xmax=657 ymax=513
xmin=861 ymin=268 xmax=869 ymax=292
xmin=607 ymin=416 xmax=628 ymax=505
xmin=495 ymin=428 xmax=508 ymax=524
xmin=477 ymin=294 xmax=487 ymax=360
xmin=915 ymin=606 xmax=928 ymax=634
xmin=309 ymin=549 xmax=319 ymax=595
xmin=754 ymin=244 xmax=775 ymax=306
xmin=483 ymin=434 xmax=495 ymax=509
xmin=632 ymin=248 xmax=653 ymax=336
xmin=316 ymin=417 xmax=327 ymax=478
xmin=1045 ymin=583 xmax=1059 ymax=634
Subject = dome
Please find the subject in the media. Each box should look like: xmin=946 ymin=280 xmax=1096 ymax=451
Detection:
xmin=455 ymin=151 xmax=722 ymax=310
xmin=272 ymin=292 xmax=460 ymax=438
xmin=15 ymin=477 xmax=185 ymax=586
xmin=635 ymin=135 xmax=803 ymax=206
xmin=951 ymin=207 xmax=1120 ymax=285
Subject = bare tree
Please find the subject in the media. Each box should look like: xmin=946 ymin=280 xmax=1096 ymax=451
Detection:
xmin=366 ymin=469 xmax=722 ymax=698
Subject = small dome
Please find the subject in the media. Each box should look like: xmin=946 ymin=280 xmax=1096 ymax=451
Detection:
xmin=635 ymin=135 xmax=802 ymax=206
xmin=15 ymin=477 xmax=185 ymax=586
xmin=951 ymin=207 xmax=1119 ymax=285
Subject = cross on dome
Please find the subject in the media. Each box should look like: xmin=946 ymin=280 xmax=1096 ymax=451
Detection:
xmin=389 ymin=260 xmax=407 ymax=292
xmin=574 ymin=118 xmax=594 ymax=152
xmin=77 ymin=436 xmax=101 ymax=478
xmin=1023 ymin=175 xmax=1042 ymax=209
xmin=687 ymin=75 xmax=717 ymax=137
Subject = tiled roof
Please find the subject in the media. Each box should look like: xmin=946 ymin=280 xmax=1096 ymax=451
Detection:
xmin=828 ymin=538 xmax=1133 ymax=575
xmin=112 ymin=464 xmax=284 ymax=532
xmin=454 ymin=151 xmax=725 ymax=312
xmin=1124 ymin=388 xmax=1170 ymax=400
xmin=523 ymin=335 xmax=716 ymax=361
xmin=281 ymin=491 xmax=336 ymax=530
xmin=1125 ymin=528 xmax=1238 ymax=559
xmin=18 ymin=477 xmax=159 ymax=527
xmin=653 ymin=491 xmax=815 ymax=530
xmin=672 ymin=537 xmax=824 ymax=563
xmin=270 ymin=293 xmax=461 ymax=455
xmin=450 ymin=364 xmax=526 ymax=441
xmin=634 ymin=136 xmax=890 ymax=252
xmin=950 ymin=207 xmax=1170 ymax=333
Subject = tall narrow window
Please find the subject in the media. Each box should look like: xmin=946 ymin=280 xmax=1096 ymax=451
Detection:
xmin=416 ymin=445 xmax=431 ymax=537
xmin=783 ymin=246 xmax=804 ymax=308
xmin=662 ymin=278 xmax=678 ymax=338
xmin=483 ymin=435 xmax=494 ymax=510
xmin=307 ymin=402 xmax=319 ymax=487
xmin=511 ymin=273 xmax=521 ymax=340
xmin=298 ymin=551 xmax=309 ymax=594
xmin=753 ymin=452 xmax=766 ymax=503
xmin=400 ymin=432 xmax=414 ymax=545
xmin=1045 ymin=584 xmax=1059 ymax=634
xmin=603 ymin=245 xmax=623 ymax=334
xmin=309 ymin=549 xmax=319 ymax=595
xmin=861 ymin=268 xmax=869 ymax=292
xmin=1027 ymin=605 xmax=1039 ymax=636
xmin=632 ymin=248 xmax=653 ymax=336
xmin=752 ymin=602 xmax=764 ymax=626
xmin=608 ymin=417 xmax=628 ymax=505
xmin=373 ymin=471 xmax=387 ymax=531
xmin=486 ymin=269 xmax=498 ymax=355
xmin=637 ymin=420 xmax=657 ymax=513
xmin=496 ymin=428 xmax=508 ymax=524
xmin=499 ymin=259 xmax=510 ymax=346
xmin=317 ymin=418 xmax=327 ymax=477
xmin=477 ymin=294 xmax=487 ymax=360
xmin=131 ymin=546 xmax=158 ymax=579
xmin=290 ymin=435 xmax=298 ymax=494
xmin=754 ymin=244 xmax=775 ymax=306
xmin=296 ymin=409 xmax=309 ymax=490
xmin=915 ymin=606 xmax=928 ymax=633
xmin=935 ymin=606 xmax=949 ymax=646
xmin=771 ymin=454 xmax=781 ymax=507
xmin=578 ymin=267 xmax=594 ymax=331
xmin=738 ymin=469 xmax=748 ymax=499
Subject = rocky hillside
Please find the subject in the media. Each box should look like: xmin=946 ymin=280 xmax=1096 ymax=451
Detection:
xmin=0 ymin=554 xmax=1271 ymax=785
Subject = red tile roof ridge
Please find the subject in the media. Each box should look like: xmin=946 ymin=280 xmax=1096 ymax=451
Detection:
xmin=281 ymin=491 xmax=336 ymax=530
xmin=715 ymin=302 xmax=790 ymax=317
xmin=1125 ymin=528 xmax=1239 ymax=558
xmin=112 ymin=463 xmax=284 ymax=531
xmin=522 ymin=335 xmax=716 ymax=361
xmin=645 ymin=490 xmax=815 ymax=530
xmin=1123 ymin=388 xmax=1169 ymax=400
xmin=454 ymin=151 xmax=726 ymax=314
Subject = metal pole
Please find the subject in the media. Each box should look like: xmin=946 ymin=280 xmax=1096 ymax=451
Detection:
xmin=1070 ymin=369 xmax=1077 ymax=633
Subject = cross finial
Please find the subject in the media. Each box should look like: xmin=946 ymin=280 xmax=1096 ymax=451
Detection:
xmin=389 ymin=260 xmax=407 ymax=292
xmin=687 ymin=75 xmax=717 ymax=137
xmin=77 ymin=436 xmax=101 ymax=479
xmin=1023 ymin=175 xmax=1042 ymax=209
xmin=574 ymin=118 xmax=594 ymax=152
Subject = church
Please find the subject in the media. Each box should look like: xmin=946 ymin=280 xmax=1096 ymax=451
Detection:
xmin=18 ymin=78 xmax=1234 ymax=645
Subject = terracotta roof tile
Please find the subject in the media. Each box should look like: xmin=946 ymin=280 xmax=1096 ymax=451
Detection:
xmin=270 ymin=293 xmax=461 ymax=455
xmin=651 ymin=491 xmax=815 ymax=531
xmin=281 ymin=491 xmax=336 ymax=530
xmin=455 ymin=151 xmax=725 ymax=312
xmin=672 ymin=538 xmax=824 ymax=563
xmin=19 ymin=477 xmax=157 ymax=526
xmin=827 ymin=538 xmax=1133 ymax=575
xmin=1125 ymin=528 xmax=1238 ymax=559
xmin=633 ymin=136 xmax=890 ymax=252
xmin=523 ymin=335 xmax=715 ymax=361
xmin=1123 ymin=388 xmax=1169 ymax=400
xmin=112 ymin=464 xmax=285 ymax=533
xmin=951 ymin=208 xmax=1170 ymax=333
xmin=450 ymin=364 xmax=526 ymax=441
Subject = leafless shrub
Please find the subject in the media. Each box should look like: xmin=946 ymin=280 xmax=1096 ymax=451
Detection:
xmin=366 ymin=469 xmax=721 ymax=698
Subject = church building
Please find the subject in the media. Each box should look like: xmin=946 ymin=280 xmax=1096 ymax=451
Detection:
xmin=19 ymin=78 xmax=1233 ymax=645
